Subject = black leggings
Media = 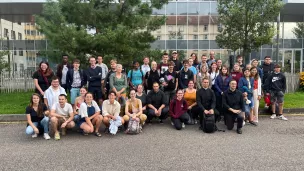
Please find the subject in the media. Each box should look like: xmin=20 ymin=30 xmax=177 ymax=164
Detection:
xmin=171 ymin=112 xmax=190 ymax=130
xmin=188 ymin=105 xmax=200 ymax=120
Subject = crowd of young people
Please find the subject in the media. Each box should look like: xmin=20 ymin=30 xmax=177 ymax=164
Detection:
xmin=26 ymin=51 xmax=287 ymax=140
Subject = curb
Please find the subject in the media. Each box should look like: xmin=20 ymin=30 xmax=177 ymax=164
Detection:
xmin=0 ymin=108 xmax=304 ymax=122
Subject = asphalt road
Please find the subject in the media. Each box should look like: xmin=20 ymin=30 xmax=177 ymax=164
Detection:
xmin=1 ymin=116 xmax=304 ymax=171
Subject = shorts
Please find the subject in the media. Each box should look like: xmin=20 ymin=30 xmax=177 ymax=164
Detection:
xmin=88 ymin=86 xmax=103 ymax=100
xmin=270 ymin=91 xmax=284 ymax=103
xmin=77 ymin=118 xmax=94 ymax=128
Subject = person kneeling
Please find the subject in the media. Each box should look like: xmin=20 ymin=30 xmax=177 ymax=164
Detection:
xmin=222 ymin=80 xmax=245 ymax=134
xmin=123 ymin=90 xmax=147 ymax=127
xmin=102 ymin=91 xmax=125 ymax=135
xmin=50 ymin=94 xmax=75 ymax=140
xmin=196 ymin=78 xmax=219 ymax=133
xmin=78 ymin=92 xmax=103 ymax=137
xmin=169 ymin=89 xmax=190 ymax=130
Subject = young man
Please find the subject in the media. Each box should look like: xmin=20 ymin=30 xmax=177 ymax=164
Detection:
xmin=145 ymin=61 xmax=160 ymax=94
xmin=171 ymin=51 xmax=182 ymax=72
xmin=198 ymin=54 xmax=208 ymax=71
xmin=56 ymin=54 xmax=72 ymax=91
xmin=163 ymin=61 xmax=178 ymax=104
xmin=196 ymin=78 xmax=218 ymax=129
xmin=222 ymin=80 xmax=245 ymax=134
xmin=263 ymin=64 xmax=287 ymax=121
xmin=207 ymin=51 xmax=216 ymax=66
xmin=66 ymin=59 xmax=86 ymax=106
xmin=236 ymin=55 xmax=245 ymax=70
xmin=50 ymin=94 xmax=75 ymax=140
xmin=102 ymin=91 xmax=124 ymax=128
xmin=86 ymin=56 xmax=103 ymax=106
xmin=147 ymin=82 xmax=169 ymax=124
xmin=127 ymin=61 xmax=144 ymax=90
xmin=44 ymin=76 xmax=67 ymax=109
xmin=96 ymin=55 xmax=109 ymax=82
xmin=105 ymin=59 xmax=117 ymax=97
xmin=178 ymin=59 xmax=194 ymax=89
xmin=141 ymin=56 xmax=151 ymax=76
xmin=181 ymin=58 xmax=197 ymax=83
xmin=260 ymin=56 xmax=274 ymax=84
xmin=158 ymin=52 xmax=170 ymax=77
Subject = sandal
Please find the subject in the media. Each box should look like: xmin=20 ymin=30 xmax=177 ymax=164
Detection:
xmin=95 ymin=132 xmax=102 ymax=137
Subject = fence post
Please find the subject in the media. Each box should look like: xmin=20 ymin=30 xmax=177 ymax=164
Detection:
xmin=24 ymin=70 xmax=28 ymax=92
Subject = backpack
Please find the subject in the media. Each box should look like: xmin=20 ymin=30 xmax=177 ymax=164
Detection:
xmin=202 ymin=114 xmax=216 ymax=133
xmin=130 ymin=69 xmax=144 ymax=82
xmin=125 ymin=118 xmax=141 ymax=134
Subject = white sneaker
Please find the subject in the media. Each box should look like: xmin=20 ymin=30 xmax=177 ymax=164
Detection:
xmin=171 ymin=122 xmax=174 ymax=126
xmin=270 ymin=114 xmax=277 ymax=119
xmin=182 ymin=123 xmax=185 ymax=128
xmin=43 ymin=133 xmax=51 ymax=140
xmin=279 ymin=115 xmax=288 ymax=121
xmin=32 ymin=133 xmax=38 ymax=138
xmin=242 ymin=121 xmax=246 ymax=126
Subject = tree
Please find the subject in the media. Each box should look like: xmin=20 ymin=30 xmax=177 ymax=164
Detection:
xmin=216 ymin=0 xmax=283 ymax=63
xmin=0 ymin=50 xmax=9 ymax=73
xmin=36 ymin=0 xmax=168 ymax=66
xmin=293 ymin=22 xmax=304 ymax=39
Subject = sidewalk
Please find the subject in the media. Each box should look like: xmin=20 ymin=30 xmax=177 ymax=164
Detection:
xmin=1 ymin=108 xmax=304 ymax=122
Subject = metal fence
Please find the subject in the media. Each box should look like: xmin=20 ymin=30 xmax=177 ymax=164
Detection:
xmin=0 ymin=70 xmax=35 ymax=93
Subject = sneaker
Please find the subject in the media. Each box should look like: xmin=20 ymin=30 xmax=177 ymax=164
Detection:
xmin=182 ymin=123 xmax=185 ymax=128
xmin=264 ymin=105 xmax=269 ymax=109
xmin=279 ymin=115 xmax=288 ymax=121
xmin=54 ymin=132 xmax=60 ymax=140
xmin=43 ymin=133 xmax=50 ymax=140
xmin=104 ymin=128 xmax=110 ymax=134
xmin=249 ymin=121 xmax=258 ymax=126
xmin=242 ymin=121 xmax=246 ymax=126
xmin=171 ymin=122 xmax=174 ymax=126
xmin=237 ymin=128 xmax=242 ymax=134
xmin=32 ymin=133 xmax=38 ymax=138
xmin=159 ymin=120 xmax=164 ymax=124
xmin=194 ymin=119 xmax=198 ymax=124
xmin=61 ymin=128 xmax=66 ymax=136
xmin=270 ymin=114 xmax=277 ymax=119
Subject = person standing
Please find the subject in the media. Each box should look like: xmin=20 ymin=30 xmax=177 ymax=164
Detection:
xmin=163 ymin=61 xmax=178 ymax=104
xmin=56 ymin=55 xmax=72 ymax=91
xmin=105 ymin=59 xmax=117 ymax=97
xmin=190 ymin=53 xmax=199 ymax=69
xmin=222 ymin=80 xmax=245 ymax=134
xmin=216 ymin=59 xmax=223 ymax=71
xmin=181 ymin=58 xmax=197 ymax=84
xmin=250 ymin=67 xmax=262 ymax=123
xmin=66 ymin=59 xmax=86 ymax=106
xmin=158 ymin=53 xmax=170 ymax=77
xmin=145 ymin=61 xmax=160 ymax=94
xmin=236 ymin=55 xmax=245 ymax=70
xmin=141 ymin=56 xmax=151 ymax=76
xmin=251 ymin=59 xmax=263 ymax=80
xmin=198 ymin=54 xmax=208 ymax=71
xmin=197 ymin=65 xmax=212 ymax=89
xmin=127 ymin=61 xmax=144 ymax=90
xmin=207 ymin=51 xmax=216 ymax=66
xmin=171 ymin=51 xmax=182 ymax=72
xmin=263 ymin=64 xmax=287 ymax=121
xmin=33 ymin=61 xmax=55 ymax=97
xmin=178 ymin=59 xmax=194 ymax=89
xmin=109 ymin=64 xmax=128 ymax=100
xmin=230 ymin=63 xmax=243 ymax=84
xmin=209 ymin=62 xmax=219 ymax=90
xmin=96 ymin=55 xmax=109 ymax=84
xmin=86 ymin=56 xmax=103 ymax=106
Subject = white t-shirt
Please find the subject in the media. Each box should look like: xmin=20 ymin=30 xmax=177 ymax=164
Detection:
xmin=52 ymin=90 xmax=60 ymax=107
xmin=79 ymin=100 xmax=101 ymax=118
xmin=61 ymin=65 xmax=68 ymax=84
xmin=51 ymin=102 xmax=73 ymax=117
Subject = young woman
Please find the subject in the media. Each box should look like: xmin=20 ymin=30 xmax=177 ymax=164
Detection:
xmin=169 ymin=89 xmax=190 ymax=130
xmin=209 ymin=62 xmax=219 ymax=90
xmin=123 ymin=89 xmax=147 ymax=125
xmin=73 ymin=87 xmax=87 ymax=121
xmin=251 ymin=59 xmax=263 ymax=79
xmin=25 ymin=93 xmax=50 ymax=140
xmin=230 ymin=63 xmax=243 ymax=84
xmin=109 ymin=64 xmax=128 ymax=100
xmin=250 ymin=67 xmax=262 ymax=123
xmin=197 ymin=65 xmax=212 ymax=89
xmin=184 ymin=80 xmax=200 ymax=124
xmin=32 ymin=61 xmax=55 ymax=96
xmin=238 ymin=69 xmax=256 ymax=126
xmin=190 ymin=53 xmax=199 ymax=69
xmin=136 ymin=84 xmax=147 ymax=114
xmin=214 ymin=65 xmax=232 ymax=115
xmin=78 ymin=93 xmax=103 ymax=136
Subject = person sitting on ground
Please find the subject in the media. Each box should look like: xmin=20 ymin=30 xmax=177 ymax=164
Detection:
xmin=73 ymin=87 xmax=88 ymax=121
xmin=196 ymin=78 xmax=218 ymax=129
xmin=146 ymin=82 xmax=169 ymax=124
xmin=222 ymin=80 xmax=245 ymax=134
xmin=78 ymin=92 xmax=103 ymax=136
xmin=169 ymin=89 xmax=190 ymax=130
xmin=123 ymin=90 xmax=147 ymax=126
xmin=44 ymin=76 xmax=67 ymax=109
xmin=102 ymin=91 xmax=125 ymax=132
xmin=25 ymin=93 xmax=50 ymax=140
xmin=50 ymin=94 xmax=75 ymax=140
xmin=184 ymin=80 xmax=200 ymax=124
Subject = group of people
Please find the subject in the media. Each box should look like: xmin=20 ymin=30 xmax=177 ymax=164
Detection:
xmin=26 ymin=51 xmax=287 ymax=140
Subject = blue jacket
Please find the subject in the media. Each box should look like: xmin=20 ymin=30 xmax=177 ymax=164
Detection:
xmin=238 ymin=77 xmax=254 ymax=94
xmin=214 ymin=75 xmax=232 ymax=96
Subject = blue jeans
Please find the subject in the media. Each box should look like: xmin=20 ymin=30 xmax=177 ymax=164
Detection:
xmin=25 ymin=117 xmax=49 ymax=135
xmin=70 ymin=88 xmax=80 ymax=104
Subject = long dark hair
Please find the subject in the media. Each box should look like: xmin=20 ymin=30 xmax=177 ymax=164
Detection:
xmin=190 ymin=53 xmax=199 ymax=65
xmin=209 ymin=62 xmax=219 ymax=73
xmin=250 ymin=67 xmax=259 ymax=80
xmin=29 ymin=93 xmax=45 ymax=118
xmin=219 ymin=65 xmax=230 ymax=76
xmin=38 ymin=61 xmax=53 ymax=77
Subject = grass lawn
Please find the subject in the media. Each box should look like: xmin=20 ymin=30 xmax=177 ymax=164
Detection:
xmin=0 ymin=91 xmax=304 ymax=114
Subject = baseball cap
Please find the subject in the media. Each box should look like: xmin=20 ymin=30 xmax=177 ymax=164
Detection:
xmin=172 ymin=51 xmax=177 ymax=54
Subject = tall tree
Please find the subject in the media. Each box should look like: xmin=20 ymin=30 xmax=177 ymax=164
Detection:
xmin=216 ymin=0 xmax=283 ymax=62
xmin=36 ymin=0 xmax=167 ymax=66
xmin=0 ymin=50 xmax=9 ymax=73
xmin=293 ymin=22 xmax=304 ymax=39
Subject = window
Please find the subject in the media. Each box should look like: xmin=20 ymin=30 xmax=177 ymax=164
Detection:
xmin=178 ymin=26 xmax=184 ymax=32
xmin=14 ymin=63 xmax=17 ymax=72
xmin=26 ymin=30 xmax=30 ymax=35
xmin=217 ymin=24 xmax=222 ymax=32
xmin=18 ymin=33 xmax=22 ymax=40
xmin=11 ymin=30 xmax=16 ymax=39
xmin=204 ymin=34 xmax=208 ymax=40
xmin=4 ymin=29 xmax=9 ymax=37
xmin=19 ymin=48 xmax=23 ymax=56
xmin=156 ymin=36 xmax=161 ymax=40
xmin=20 ymin=64 xmax=24 ymax=71
xmin=14 ymin=47 xmax=17 ymax=55
xmin=204 ymin=25 xmax=208 ymax=32
xmin=168 ymin=26 xmax=173 ymax=32
xmin=31 ymin=30 xmax=36 ymax=35
xmin=17 ymin=22 xmax=21 ymax=25
xmin=193 ymin=27 xmax=198 ymax=32
xmin=193 ymin=35 xmax=198 ymax=39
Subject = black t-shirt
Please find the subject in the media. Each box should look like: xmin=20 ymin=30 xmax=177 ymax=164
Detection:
xmin=32 ymin=71 xmax=54 ymax=92
xmin=145 ymin=70 xmax=160 ymax=90
xmin=178 ymin=69 xmax=194 ymax=89
xmin=26 ymin=104 xmax=48 ymax=123
xmin=163 ymin=70 xmax=177 ymax=91
xmin=136 ymin=94 xmax=147 ymax=107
